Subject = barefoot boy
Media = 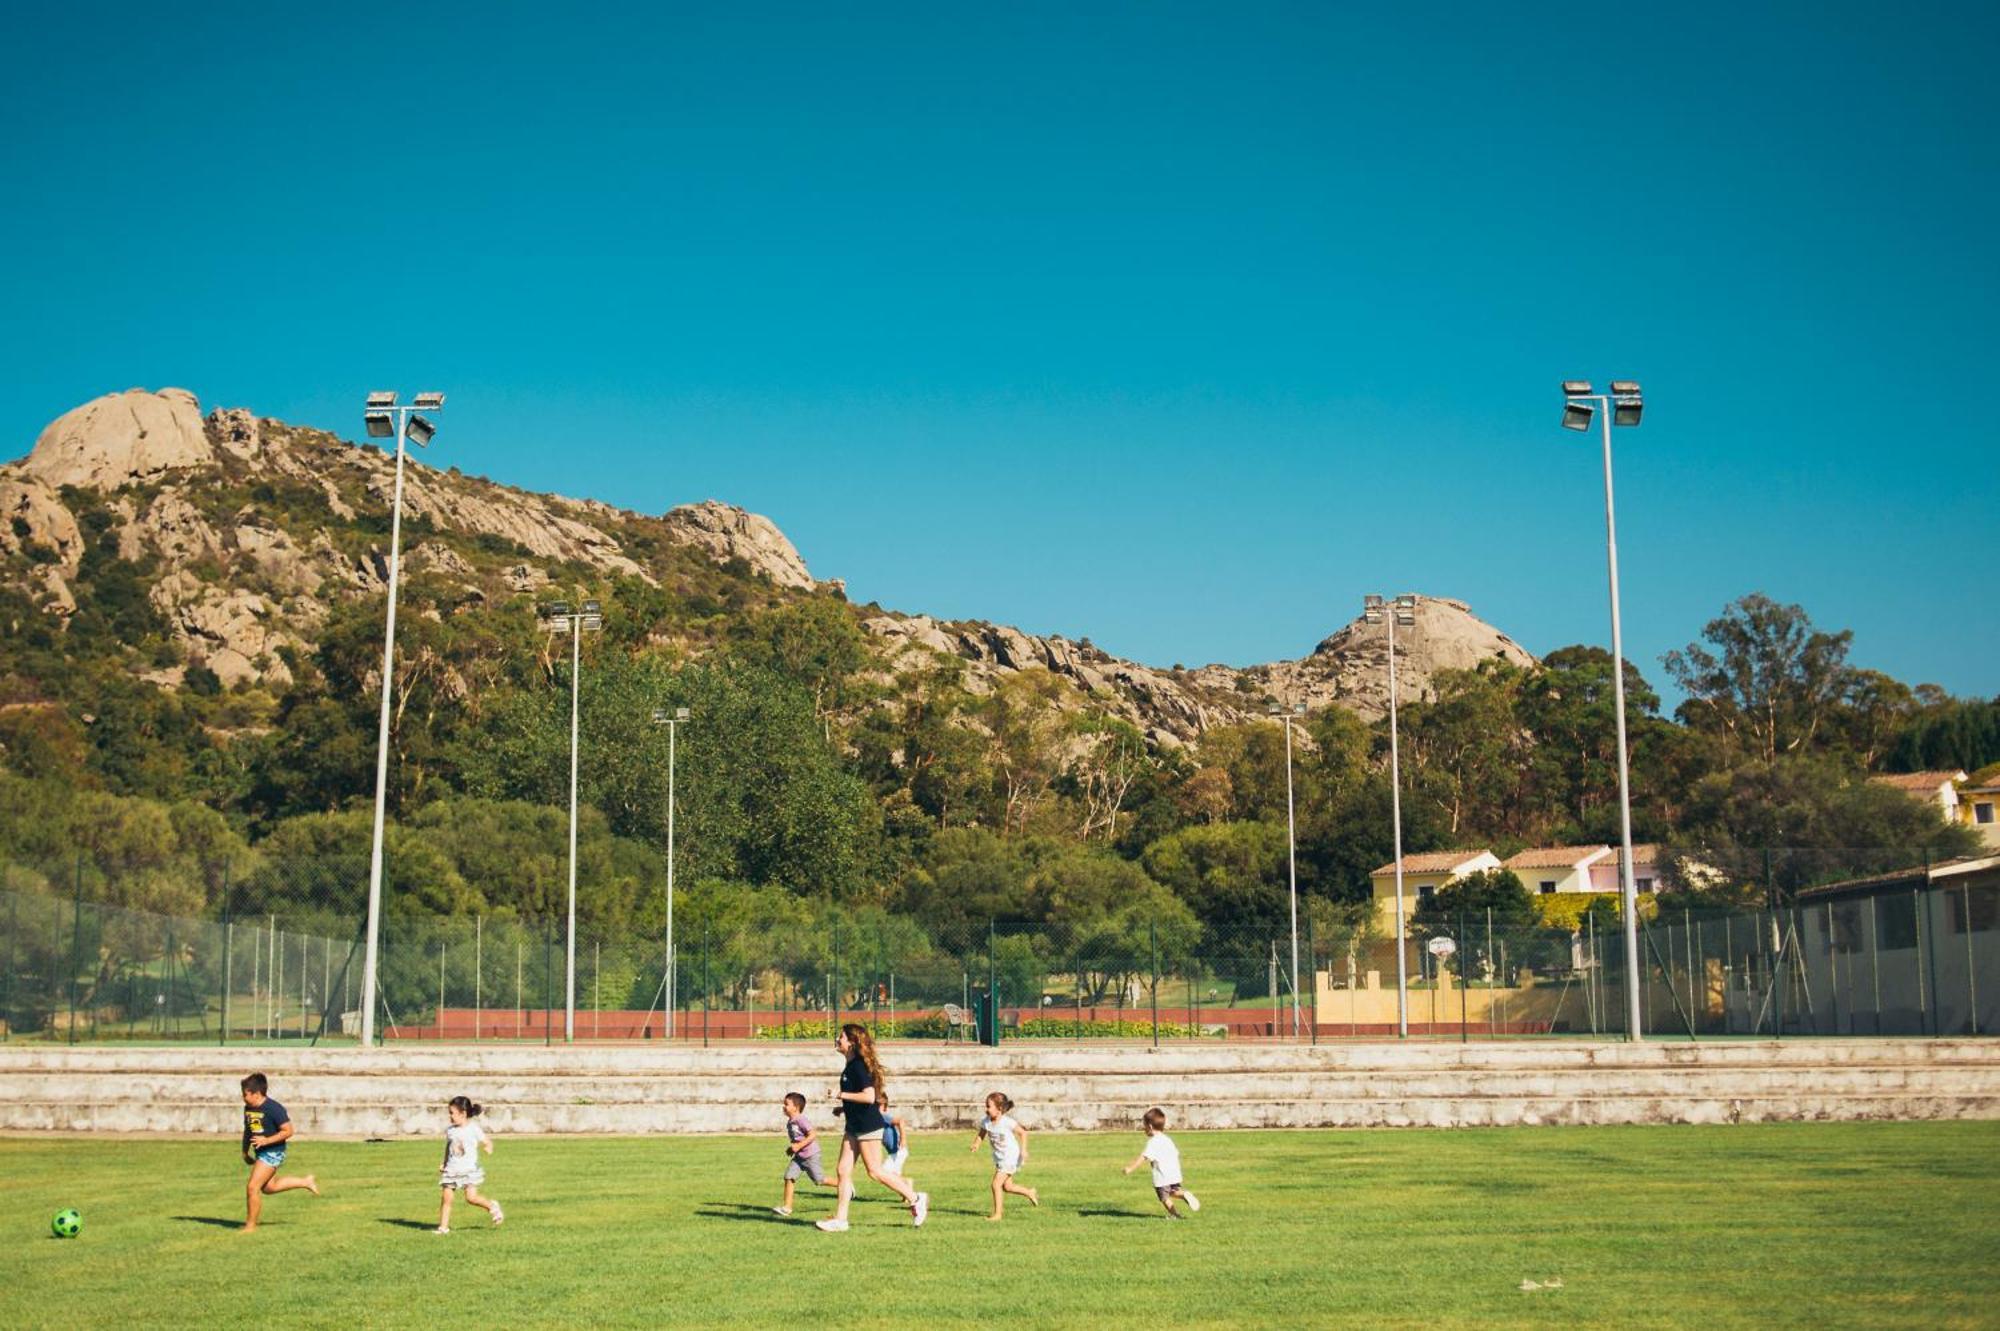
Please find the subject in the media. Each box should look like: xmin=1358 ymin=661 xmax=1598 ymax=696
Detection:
xmin=240 ymin=1072 xmax=319 ymax=1231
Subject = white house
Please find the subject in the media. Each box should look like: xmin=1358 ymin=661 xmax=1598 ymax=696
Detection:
xmin=1504 ymin=845 xmax=1613 ymax=896
xmin=1368 ymin=850 xmax=1502 ymax=928
xmin=1869 ymin=770 xmax=1968 ymax=824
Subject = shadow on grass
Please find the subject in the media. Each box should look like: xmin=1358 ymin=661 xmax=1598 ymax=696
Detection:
xmin=1074 ymin=1208 xmax=1157 ymax=1220
xmin=377 ymin=1218 xmax=437 ymax=1231
xmin=172 ymin=1216 xmax=242 ymax=1229
xmin=694 ymin=1205 xmax=794 ymax=1225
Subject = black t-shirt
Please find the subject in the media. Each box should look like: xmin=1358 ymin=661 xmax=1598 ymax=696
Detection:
xmin=838 ymin=1057 xmax=885 ymax=1135
xmin=243 ymin=1097 xmax=290 ymax=1150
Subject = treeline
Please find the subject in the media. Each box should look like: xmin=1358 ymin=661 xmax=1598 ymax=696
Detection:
xmin=0 ymin=579 xmax=1992 ymax=960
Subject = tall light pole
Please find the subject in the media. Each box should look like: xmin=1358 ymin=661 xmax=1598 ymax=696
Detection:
xmin=357 ymin=390 xmax=444 ymax=1049
xmin=1363 ymin=593 xmax=1417 ymax=1038
xmin=541 ymin=598 xmax=603 ymax=1042
xmin=651 ymin=705 xmax=690 ymax=1036
xmin=1269 ymin=701 xmax=1305 ymax=1039
xmin=1562 ymin=379 xmax=1646 ymax=1041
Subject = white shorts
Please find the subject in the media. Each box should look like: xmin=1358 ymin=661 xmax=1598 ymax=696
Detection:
xmin=441 ymin=1170 xmax=485 ymax=1190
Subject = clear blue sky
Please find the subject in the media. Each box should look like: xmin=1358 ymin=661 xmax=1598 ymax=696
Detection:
xmin=4 ymin=2 xmax=1995 ymax=699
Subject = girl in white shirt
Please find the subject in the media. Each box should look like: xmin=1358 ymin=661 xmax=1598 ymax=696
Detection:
xmin=436 ymin=1096 xmax=503 ymax=1233
xmin=970 ymin=1091 xmax=1039 ymax=1220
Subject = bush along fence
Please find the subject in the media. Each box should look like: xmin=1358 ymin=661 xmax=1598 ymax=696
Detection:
xmin=2 ymin=847 xmax=1993 ymax=1044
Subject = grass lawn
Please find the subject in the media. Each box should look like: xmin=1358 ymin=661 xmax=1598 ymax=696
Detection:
xmin=2 ymin=1122 xmax=1996 ymax=1328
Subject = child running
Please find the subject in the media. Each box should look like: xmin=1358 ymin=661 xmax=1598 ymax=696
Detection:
xmin=774 ymin=1092 xmax=830 ymax=1216
xmin=816 ymin=1023 xmax=928 ymax=1232
xmin=435 ymin=1095 xmax=503 ymax=1233
xmin=1123 ymin=1106 xmax=1200 ymax=1218
xmin=971 ymin=1091 xmax=1038 ymax=1220
xmin=239 ymin=1072 xmax=319 ymax=1232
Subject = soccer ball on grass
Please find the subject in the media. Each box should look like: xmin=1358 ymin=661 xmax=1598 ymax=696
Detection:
xmin=51 ymin=1209 xmax=82 ymax=1238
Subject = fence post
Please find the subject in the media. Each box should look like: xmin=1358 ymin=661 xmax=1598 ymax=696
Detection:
xmin=1459 ymin=910 xmax=1468 ymax=1043
xmin=219 ymin=858 xmax=232 ymax=1047
xmin=544 ymin=921 xmax=554 ymax=1048
xmin=702 ymin=922 xmax=711 ymax=1049
xmin=1920 ymin=855 xmax=1942 ymax=1038
xmin=1965 ymin=881 xmax=1980 ymax=1037
xmin=4 ymin=890 xmax=14 ymax=1043
xmin=475 ymin=915 xmax=483 ymax=1043
xmin=831 ymin=916 xmax=841 ymax=1036
xmin=69 ymin=853 xmax=84 ymax=1046
xmin=1150 ymin=917 xmax=1159 ymax=1049
xmin=1307 ymin=912 xmax=1318 ymax=1047
xmin=988 ymin=919 xmax=998 ymax=1044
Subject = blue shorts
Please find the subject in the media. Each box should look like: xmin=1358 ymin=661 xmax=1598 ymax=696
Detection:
xmin=252 ymin=1145 xmax=287 ymax=1168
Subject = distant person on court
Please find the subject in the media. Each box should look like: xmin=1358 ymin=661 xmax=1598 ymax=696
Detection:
xmin=775 ymin=1091 xmax=831 ymax=1216
xmin=435 ymin=1095 xmax=503 ymax=1233
xmin=971 ymin=1091 xmax=1038 ymax=1220
xmin=239 ymin=1072 xmax=319 ymax=1232
xmin=1123 ymin=1106 xmax=1200 ymax=1219
xmin=816 ymin=1023 xmax=929 ymax=1232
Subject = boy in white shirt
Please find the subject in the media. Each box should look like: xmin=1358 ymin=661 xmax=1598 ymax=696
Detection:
xmin=1123 ymin=1106 xmax=1200 ymax=1218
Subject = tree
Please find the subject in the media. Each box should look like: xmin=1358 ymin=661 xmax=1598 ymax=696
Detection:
xmin=980 ymin=670 xmax=1069 ymax=835
xmin=1663 ymin=595 xmax=1856 ymax=763
xmin=1400 ymin=660 xmax=1528 ymax=839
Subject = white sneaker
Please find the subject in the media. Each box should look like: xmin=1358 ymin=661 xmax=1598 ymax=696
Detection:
xmin=814 ymin=1218 xmax=849 ymax=1232
xmin=772 ymin=1206 xmax=792 ymax=1217
xmin=912 ymin=1192 xmax=930 ymax=1227
xmin=1183 ymin=1191 xmax=1201 ymax=1212
xmin=490 ymin=1207 xmax=505 ymax=1226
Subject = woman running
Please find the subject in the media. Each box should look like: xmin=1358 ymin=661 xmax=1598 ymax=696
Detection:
xmin=816 ymin=1023 xmax=929 ymax=1232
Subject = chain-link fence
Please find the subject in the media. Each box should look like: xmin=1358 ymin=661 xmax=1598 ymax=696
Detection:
xmin=4 ymin=846 xmax=1994 ymax=1044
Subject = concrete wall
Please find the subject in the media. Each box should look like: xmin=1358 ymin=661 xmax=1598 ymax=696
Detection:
xmin=2 ymin=1039 xmax=1996 ymax=1137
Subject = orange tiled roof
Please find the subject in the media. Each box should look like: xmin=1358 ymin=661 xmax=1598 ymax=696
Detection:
xmin=1870 ymin=771 xmax=1966 ymax=792
xmin=1503 ymin=845 xmax=1611 ymax=870
xmin=1371 ymin=850 xmax=1493 ymax=877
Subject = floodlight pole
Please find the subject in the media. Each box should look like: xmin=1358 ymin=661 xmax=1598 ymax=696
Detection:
xmin=1562 ymin=381 xmax=1646 ymax=1042
xmin=1276 ymin=706 xmax=1302 ymax=1040
xmin=1595 ymin=401 xmax=1644 ymax=1041
xmin=565 ymin=615 xmax=581 ymax=1042
xmin=1386 ymin=612 xmax=1409 ymax=1039
xmin=652 ymin=707 xmax=689 ymax=1037
xmin=358 ymin=395 xmax=441 ymax=1051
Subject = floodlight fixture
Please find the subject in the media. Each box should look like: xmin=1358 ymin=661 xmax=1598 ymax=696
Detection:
xmin=652 ymin=706 xmax=692 ymax=724
xmin=412 ymin=391 xmax=446 ymax=409
xmin=407 ymin=414 xmax=436 ymax=446
xmin=1611 ymin=381 xmax=1644 ymax=427
xmin=1561 ymin=381 xmax=1593 ymax=397
xmin=1393 ymin=594 xmax=1417 ymax=626
xmin=367 ymin=391 xmax=398 ymax=407
xmin=1363 ymin=593 xmax=1385 ymax=623
xmin=1562 ymin=398 xmax=1595 ymax=431
xmin=364 ymin=410 xmax=394 ymax=438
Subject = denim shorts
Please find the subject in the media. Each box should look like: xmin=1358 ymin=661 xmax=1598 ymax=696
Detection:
xmin=252 ymin=1145 xmax=287 ymax=1168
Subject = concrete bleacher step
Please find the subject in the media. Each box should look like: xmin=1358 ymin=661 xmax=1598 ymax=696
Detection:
xmin=3 ymin=1039 xmax=1998 ymax=1134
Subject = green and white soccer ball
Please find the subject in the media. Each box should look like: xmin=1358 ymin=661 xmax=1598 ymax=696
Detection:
xmin=51 ymin=1209 xmax=81 ymax=1238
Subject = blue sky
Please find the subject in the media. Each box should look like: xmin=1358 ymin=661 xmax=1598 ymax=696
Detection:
xmin=3 ymin=2 xmax=1994 ymax=699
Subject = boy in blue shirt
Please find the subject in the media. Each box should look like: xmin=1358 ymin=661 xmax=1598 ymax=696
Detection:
xmin=240 ymin=1072 xmax=319 ymax=1232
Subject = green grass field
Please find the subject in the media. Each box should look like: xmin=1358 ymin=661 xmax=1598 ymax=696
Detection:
xmin=3 ymin=1122 xmax=1997 ymax=1328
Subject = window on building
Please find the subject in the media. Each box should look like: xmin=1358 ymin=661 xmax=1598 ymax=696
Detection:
xmin=1949 ymin=884 xmax=1999 ymax=935
xmin=1878 ymin=893 xmax=1919 ymax=950
xmin=1540 ymin=881 xmax=1556 ymax=894
xmin=1637 ymin=876 xmax=1655 ymax=892
xmin=1418 ymin=885 xmax=1435 ymax=904
xmin=1976 ymin=802 xmax=1995 ymax=825
xmin=1831 ymin=903 xmax=1865 ymax=954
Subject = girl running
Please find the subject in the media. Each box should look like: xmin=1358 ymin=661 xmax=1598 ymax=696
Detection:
xmin=816 ymin=1024 xmax=929 ymax=1232
xmin=971 ymin=1091 xmax=1038 ymax=1220
xmin=435 ymin=1096 xmax=503 ymax=1233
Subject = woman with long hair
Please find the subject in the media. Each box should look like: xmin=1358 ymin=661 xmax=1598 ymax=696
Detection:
xmin=815 ymin=1023 xmax=928 ymax=1232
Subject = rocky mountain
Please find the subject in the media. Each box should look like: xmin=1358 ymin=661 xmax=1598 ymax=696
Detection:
xmin=2 ymin=387 xmax=1534 ymax=742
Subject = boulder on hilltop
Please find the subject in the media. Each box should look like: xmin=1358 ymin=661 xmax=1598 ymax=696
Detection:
xmin=21 ymin=387 xmax=214 ymax=490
